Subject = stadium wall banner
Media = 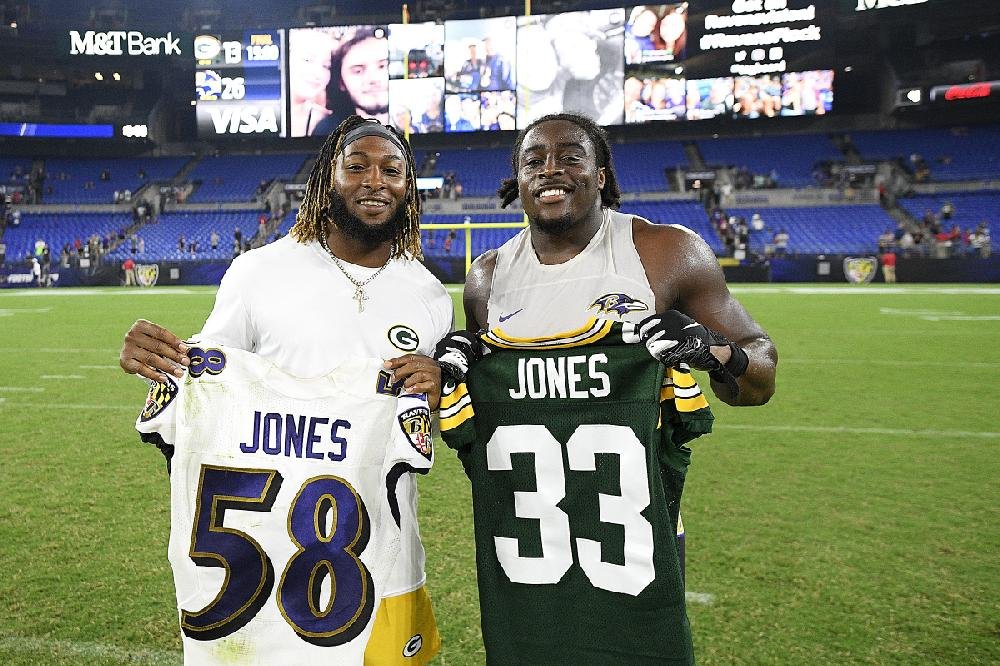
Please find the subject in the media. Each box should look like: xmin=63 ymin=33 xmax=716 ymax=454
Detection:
xmin=844 ymin=257 xmax=878 ymax=283
xmin=769 ymin=256 xmax=1000 ymax=283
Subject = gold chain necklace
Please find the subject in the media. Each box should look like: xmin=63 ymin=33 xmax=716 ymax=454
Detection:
xmin=318 ymin=223 xmax=390 ymax=313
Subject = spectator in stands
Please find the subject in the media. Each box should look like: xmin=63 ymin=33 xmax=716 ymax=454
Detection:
xmin=974 ymin=222 xmax=991 ymax=258
xmin=877 ymin=227 xmax=894 ymax=253
xmin=773 ymin=228 xmax=789 ymax=257
xmin=11 ymin=209 xmax=20 ymax=227
xmin=0 ymin=241 xmax=6 ymax=265
xmin=100 ymin=168 xmax=110 ymax=181
xmin=138 ymin=237 xmax=145 ymax=254
xmin=312 ymin=27 xmax=390 ymax=133
xmin=940 ymin=200 xmax=954 ymax=220
xmin=751 ymin=212 xmax=765 ymax=233
xmin=188 ymin=240 xmax=198 ymax=255
xmin=177 ymin=235 xmax=185 ymax=253
xmin=210 ymin=230 xmax=220 ymax=250
xmin=880 ymin=250 xmax=897 ymax=284
xmin=444 ymin=229 xmax=457 ymax=253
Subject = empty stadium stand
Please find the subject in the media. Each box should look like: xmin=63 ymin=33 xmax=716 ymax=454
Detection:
xmin=185 ymin=154 xmax=309 ymax=203
xmin=698 ymin=134 xmax=844 ymax=188
xmin=850 ymin=126 xmax=1000 ymax=182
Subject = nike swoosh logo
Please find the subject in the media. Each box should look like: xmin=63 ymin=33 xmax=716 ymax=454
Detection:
xmin=498 ymin=308 xmax=524 ymax=323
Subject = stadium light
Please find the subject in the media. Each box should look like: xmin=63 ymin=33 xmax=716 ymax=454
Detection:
xmin=113 ymin=72 xmax=121 ymax=81
xmin=94 ymin=72 xmax=103 ymax=81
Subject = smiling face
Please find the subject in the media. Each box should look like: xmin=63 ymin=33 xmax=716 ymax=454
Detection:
xmin=517 ymin=119 xmax=606 ymax=233
xmin=340 ymin=37 xmax=389 ymax=115
xmin=330 ymin=134 xmax=408 ymax=243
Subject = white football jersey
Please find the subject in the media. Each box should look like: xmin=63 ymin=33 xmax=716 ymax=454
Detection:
xmin=136 ymin=344 xmax=434 ymax=666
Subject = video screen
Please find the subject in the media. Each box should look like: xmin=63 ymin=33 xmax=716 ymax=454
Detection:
xmin=685 ymin=76 xmax=734 ymax=120
xmin=516 ymin=9 xmax=625 ymax=128
xmin=444 ymin=93 xmax=480 ymax=132
xmin=388 ymin=78 xmax=445 ymax=134
xmin=624 ymin=4 xmax=688 ymax=65
xmin=444 ymin=17 xmax=516 ymax=94
xmin=780 ymin=70 xmax=834 ymax=116
xmin=287 ymin=25 xmax=388 ymax=137
xmin=194 ymin=30 xmax=284 ymax=138
xmin=625 ymin=73 xmax=685 ymax=123
xmin=733 ymin=74 xmax=783 ymax=118
xmin=480 ymin=90 xmax=517 ymax=131
xmin=388 ymin=22 xmax=444 ymax=79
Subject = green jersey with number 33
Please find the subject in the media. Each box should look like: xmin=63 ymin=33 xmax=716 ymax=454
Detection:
xmin=439 ymin=320 xmax=714 ymax=665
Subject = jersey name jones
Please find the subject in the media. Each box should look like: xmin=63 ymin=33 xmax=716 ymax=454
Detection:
xmin=240 ymin=411 xmax=351 ymax=461
xmin=509 ymin=354 xmax=611 ymax=400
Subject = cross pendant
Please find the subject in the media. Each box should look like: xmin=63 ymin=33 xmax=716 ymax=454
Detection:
xmin=353 ymin=286 xmax=368 ymax=312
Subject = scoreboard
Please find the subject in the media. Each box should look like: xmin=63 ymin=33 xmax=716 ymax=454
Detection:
xmin=194 ymin=30 xmax=285 ymax=137
xmin=190 ymin=5 xmax=840 ymax=139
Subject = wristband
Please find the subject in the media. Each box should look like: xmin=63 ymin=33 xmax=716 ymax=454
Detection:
xmin=708 ymin=343 xmax=749 ymax=397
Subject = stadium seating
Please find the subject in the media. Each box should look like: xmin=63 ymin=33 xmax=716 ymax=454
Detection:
xmin=107 ymin=210 xmax=264 ymax=262
xmin=421 ymin=212 xmax=525 ymax=258
xmin=41 ymin=157 xmax=189 ymax=204
xmin=722 ymin=205 xmax=895 ymax=254
xmin=186 ymin=154 xmax=309 ymax=203
xmin=612 ymin=140 xmax=688 ymax=193
xmin=698 ymin=134 xmax=843 ymax=188
xmin=898 ymin=191 xmax=999 ymax=234
xmin=628 ymin=200 xmax=725 ymax=253
xmin=429 ymin=147 xmax=511 ymax=198
xmin=3 ymin=212 xmax=131 ymax=262
xmin=850 ymin=126 xmax=1000 ymax=181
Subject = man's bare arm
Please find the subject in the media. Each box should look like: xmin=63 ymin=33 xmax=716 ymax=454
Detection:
xmin=463 ymin=249 xmax=497 ymax=332
xmin=635 ymin=222 xmax=777 ymax=406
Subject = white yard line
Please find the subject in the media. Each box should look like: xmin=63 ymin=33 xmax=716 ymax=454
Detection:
xmin=0 ymin=307 xmax=51 ymax=316
xmin=0 ymin=288 xmax=210 ymax=297
xmin=79 ymin=364 xmax=122 ymax=370
xmin=685 ymin=591 xmax=716 ymax=605
xmin=715 ymin=424 xmax=1000 ymax=440
xmin=731 ymin=286 xmax=1000 ymax=295
xmin=0 ymin=635 xmax=180 ymax=665
xmin=0 ymin=386 xmax=45 ymax=393
xmin=0 ymin=403 xmax=136 ymax=411
xmin=780 ymin=358 xmax=1000 ymax=369
xmin=40 ymin=375 xmax=85 ymax=380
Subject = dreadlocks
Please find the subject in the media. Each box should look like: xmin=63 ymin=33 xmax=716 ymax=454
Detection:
xmin=290 ymin=115 xmax=423 ymax=259
xmin=497 ymin=113 xmax=622 ymax=211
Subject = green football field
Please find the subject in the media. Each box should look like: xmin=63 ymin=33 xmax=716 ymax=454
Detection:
xmin=0 ymin=284 xmax=998 ymax=665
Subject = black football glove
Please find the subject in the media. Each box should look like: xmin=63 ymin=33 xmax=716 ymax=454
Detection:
xmin=638 ymin=311 xmax=725 ymax=371
xmin=433 ymin=330 xmax=484 ymax=384
xmin=638 ymin=311 xmax=749 ymax=396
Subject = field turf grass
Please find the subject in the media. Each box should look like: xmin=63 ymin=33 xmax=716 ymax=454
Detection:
xmin=0 ymin=284 xmax=998 ymax=665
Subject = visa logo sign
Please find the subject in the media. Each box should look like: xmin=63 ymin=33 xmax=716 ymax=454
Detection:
xmin=69 ymin=31 xmax=182 ymax=56
xmin=208 ymin=107 xmax=279 ymax=134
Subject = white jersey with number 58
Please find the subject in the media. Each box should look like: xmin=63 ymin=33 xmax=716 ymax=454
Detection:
xmin=136 ymin=344 xmax=433 ymax=666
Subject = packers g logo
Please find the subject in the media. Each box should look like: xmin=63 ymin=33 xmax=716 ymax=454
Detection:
xmin=402 ymin=634 xmax=423 ymax=657
xmin=388 ymin=325 xmax=419 ymax=352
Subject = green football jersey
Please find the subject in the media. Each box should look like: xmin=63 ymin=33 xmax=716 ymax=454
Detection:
xmin=439 ymin=320 xmax=714 ymax=665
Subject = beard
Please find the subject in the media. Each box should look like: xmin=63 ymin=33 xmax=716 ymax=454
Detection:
xmin=327 ymin=188 xmax=407 ymax=246
xmin=532 ymin=213 xmax=578 ymax=236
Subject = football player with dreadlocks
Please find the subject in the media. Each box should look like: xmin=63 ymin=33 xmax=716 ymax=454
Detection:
xmin=434 ymin=113 xmax=777 ymax=664
xmin=120 ymin=115 xmax=450 ymax=664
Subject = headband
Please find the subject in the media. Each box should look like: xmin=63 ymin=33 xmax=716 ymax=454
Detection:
xmin=339 ymin=122 xmax=408 ymax=158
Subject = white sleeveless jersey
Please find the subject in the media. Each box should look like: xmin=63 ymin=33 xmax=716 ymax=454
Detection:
xmin=136 ymin=345 xmax=434 ymax=666
xmin=197 ymin=235 xmax=453 ymax=599
xmin=487 ymin=209 xmax=657 ymax=337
